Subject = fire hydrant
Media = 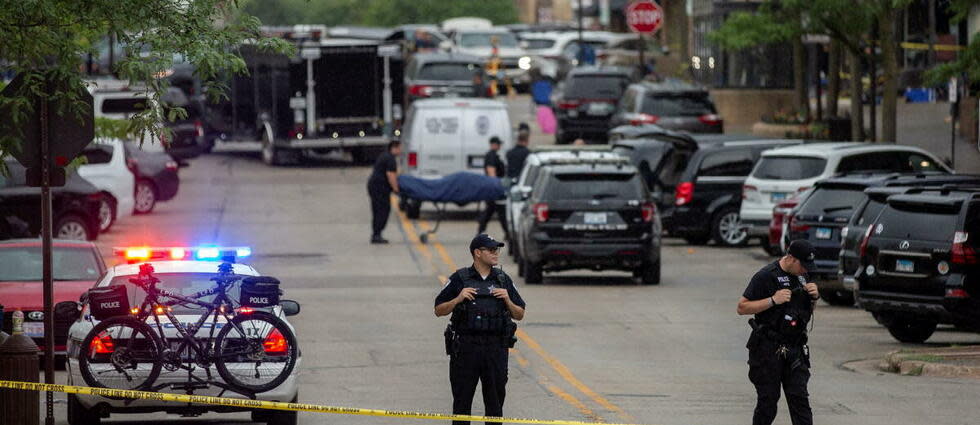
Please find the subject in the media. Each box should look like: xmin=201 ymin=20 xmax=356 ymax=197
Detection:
xmin=0 ymin=308 xmax=41 ymax=425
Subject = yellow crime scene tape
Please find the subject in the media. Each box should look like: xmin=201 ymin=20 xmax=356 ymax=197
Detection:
xmin=0 ymin=380 xmax=652 ymax=425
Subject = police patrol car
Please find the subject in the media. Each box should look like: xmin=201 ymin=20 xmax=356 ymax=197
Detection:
xmin=64 ymin=246 xmax=301 ymax=425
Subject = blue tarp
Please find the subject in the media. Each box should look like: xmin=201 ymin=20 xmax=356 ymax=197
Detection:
xmin=398 ymin=172 xmax=505 ymax=203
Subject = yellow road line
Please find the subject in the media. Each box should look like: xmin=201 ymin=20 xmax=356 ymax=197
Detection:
xmin=393 ymin=195 xmax=432 ymax=261
xmin=513 ymin=350 xmax=605 ymax=423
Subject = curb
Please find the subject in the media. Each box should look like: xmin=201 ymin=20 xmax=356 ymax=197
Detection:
xmin=879 ymin=347 xmax=980 ymax=380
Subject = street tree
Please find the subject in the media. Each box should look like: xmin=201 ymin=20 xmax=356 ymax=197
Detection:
xmin=243 ymin=0 xmax=518 ymax=27
xmin=926 ymin=0 xmax=980 ymax=84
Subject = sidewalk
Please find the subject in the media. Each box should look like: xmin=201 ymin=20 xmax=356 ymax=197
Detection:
xmin=879 ymin=345 xmax=980 ymax=380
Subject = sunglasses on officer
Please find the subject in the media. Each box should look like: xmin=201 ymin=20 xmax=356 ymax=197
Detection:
xmin=478 ymin=247 xmax=500 ymax=254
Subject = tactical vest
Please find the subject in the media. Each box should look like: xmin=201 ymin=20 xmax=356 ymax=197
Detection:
xmin=451 ymin=268 xmax=514 ymax=336
xmin=763 ymin=278 xmax=813 ymax=344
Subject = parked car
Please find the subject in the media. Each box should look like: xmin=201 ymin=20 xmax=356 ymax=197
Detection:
xmin=78 ymin=139 xmax=136 ymax=232
xmin=765 ymin=196 xmax=806 ymax=257
xmin=91 ymin=83 xmax=204 ymax=160
xmin=519 ymin=31 xmax=616 ymax=79
xmin=662 ymin=137 xmax=803 ymax=247
xmin=449 ymin=27 xmax=532 ymax=88
xmin=404 ymin=52 xmax=486 ymax=105
xmin=610 ymin=79 xmax=723 ymax=134
xmin=740 ymin=143 xmax=950 ymax=243
xmin=610 ymin=130 xmax=698 ymax=214
xmin=0 ymin=160 xmax=102 ymax=241
xmin=123 ymin=141 xmax=181 ymax=214
xmin=597 ymin=34 xmax=664 ymax=68
xmin=607 ymin=123 xmax=673 ymax=141
xmin=0 ymin=239 xmax=106 ymax=358
xmin=515 ymin=159 xmax=661 ymax=285
xmin=553 ymin=66 xmax=636 ymax=144
xmin=855 ymin=185 xmax=980 ymax=342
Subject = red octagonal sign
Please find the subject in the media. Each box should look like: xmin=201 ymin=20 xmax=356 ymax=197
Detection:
xmin=626 ymin=0 xmax=664 ymax=34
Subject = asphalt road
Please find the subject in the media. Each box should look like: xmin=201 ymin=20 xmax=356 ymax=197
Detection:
xmin=46 ymin=96 xmax=980 ymax=425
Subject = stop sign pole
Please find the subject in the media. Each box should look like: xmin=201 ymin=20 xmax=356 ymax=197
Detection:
xmin=626 ymin=0 xmax=664 ymax=76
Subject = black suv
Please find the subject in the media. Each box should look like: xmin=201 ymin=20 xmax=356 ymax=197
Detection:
xmin=553 ymin=66 xmax=636 ymax=144
xmin=610 ymin=79 xmax=723 ymax=134
xmin=0 ymin=161 xmax=102 ymax=241
xmin=855 ymin=185 xmax=980 ymax=343
xmin=663 ymin=137 xmax=801 ymax=247
xmin=515 ymin=160 xmax=661 ymax=285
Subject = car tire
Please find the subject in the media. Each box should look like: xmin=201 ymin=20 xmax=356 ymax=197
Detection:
xmin=886 ymin=317 xmax=937 ymax=343
xmin=684 ymin=235 xmax=710 ymax=245
xmin=55 ymin=214 xmax=93 ymax=241
xmin=404 ymin=198 xmax=421 ymax=219
xmin=641 ymin=260 xmax=661 ymax=285
xmin=524 ymin=258 xmax=543 ymax=284
xmin=97 ymin=195 xmax=116 ymax=233
xmin=134 ymin=179 xmax=157 ymax=214
xmin=819 ymin=289 xmax=855 ymax=306
xmin=68 ymin=393 xmax=101 ymax=425
xmin=711 ymin=206 xmax=748 ymax=247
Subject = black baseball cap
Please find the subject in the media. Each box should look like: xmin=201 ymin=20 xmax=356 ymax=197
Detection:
xmin=470 ymin=233 xmax=504 ymax=253
xmin=787 ymin=239 xmax=817 ymax=272
xmin=489 ymin=136 xmax=502 ymax=145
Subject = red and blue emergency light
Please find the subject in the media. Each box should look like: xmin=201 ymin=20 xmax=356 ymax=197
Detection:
xmin=113 ymin=246 xmax=252 ymax=263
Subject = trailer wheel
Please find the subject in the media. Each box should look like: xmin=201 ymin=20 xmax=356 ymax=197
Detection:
xmin=262 ymin=137 xmax=283 ymax=166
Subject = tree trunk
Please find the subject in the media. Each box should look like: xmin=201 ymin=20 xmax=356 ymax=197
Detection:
xmin=879 ymin=6 xmax=899 ymax=143
xmin=849 ymin=50 xmax=864 ymax=141
xmin=827 ymin=40 xmax=841 ymax=117
xmin=793 ymin=35 xmax=809 ymax=120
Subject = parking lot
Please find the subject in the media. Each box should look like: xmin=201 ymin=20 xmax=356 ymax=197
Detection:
xmin=32 ymin=95 xmax=979 ymax=425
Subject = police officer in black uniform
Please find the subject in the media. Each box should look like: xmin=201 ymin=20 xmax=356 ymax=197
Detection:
xmin=367 ymin=140 xmax=401 ymax=244
xmin=737 ymin=240 xmax=820 ymax=425
xmin=505 ymin=127 xmax=530 ymax=180
xmin=435 ymin=234 xmax=525 ymax=425
xmin=477 ymin=137 xmax=507 ymax=236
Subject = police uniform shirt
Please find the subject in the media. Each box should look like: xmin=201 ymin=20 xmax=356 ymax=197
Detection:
xmin=505 ymin=145 xmax=530 ymax=179
xmin=483 ymin=150 xmax=506 ymax=179
xmin=435 ymin=267 xmax=526 ymax=310
xmin=742 ymin=261 xmax=808 ymax=324
xmin=369 ymin=151 xmax=397 ymax=192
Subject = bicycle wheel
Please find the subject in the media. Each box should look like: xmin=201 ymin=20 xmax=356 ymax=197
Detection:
xmin=214 ymin=311 xmax=298 ymax=393
xmin=78 ymin=316 xmax=163 ymax=391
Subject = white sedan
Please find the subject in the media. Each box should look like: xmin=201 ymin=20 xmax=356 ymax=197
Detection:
xmin=64 ymin=248 xmax=301 ymax=425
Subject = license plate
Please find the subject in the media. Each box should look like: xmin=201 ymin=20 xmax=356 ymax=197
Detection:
xmin=586 ymin=103 xmax=611 ymax=116
xmin=22 ymin=322 xmax=44 ymax=338
xmin=895 ymin=259 xmax=915 ymax=273
xmin=584 ymin=212 xmax=607 ymax=224
xmin=815 ymin=227 xmax=832 ymax=240
xmin=468 ymin=156 xmax=484 ymax=168
xmin=770 ymin=192 xmax=788 ymax=202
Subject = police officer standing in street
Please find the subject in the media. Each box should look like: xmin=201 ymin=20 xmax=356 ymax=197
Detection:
xmin=477 ymin=136 xmax=507 ymax=236
xmin=435 ymin=234 xmax=525 ymax=425
xmin=367 ymin=140 xmax=401 ymax=244
xmin=505 ymin=126 xmax=530 ymax=179
xmin=737 ymin=240 xmax=820 ymax=425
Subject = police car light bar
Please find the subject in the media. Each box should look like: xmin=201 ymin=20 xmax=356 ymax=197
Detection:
xmin=114 ymin=246 xmax=252 ymax=263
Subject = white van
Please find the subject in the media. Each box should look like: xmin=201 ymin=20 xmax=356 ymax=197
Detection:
xmin=402 ymin=98 xmax=513 ymax=178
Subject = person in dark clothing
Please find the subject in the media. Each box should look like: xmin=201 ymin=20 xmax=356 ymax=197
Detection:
xmin=737 ymin=240 xmax=820 ymax=425
xmin=367 ymin=140 xmax=402 ymax=244
xmin=477 ymin=136 xmax=507 ymax=236
xmin=505 ymin=129 xmax=530 ymax=179
xmin=472 ymin=73 xmax=491 ymax=98
xmin=435 ymin=234 xmax=525 ymax=425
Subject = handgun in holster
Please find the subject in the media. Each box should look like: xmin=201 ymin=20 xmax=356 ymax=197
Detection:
xmin=444 ymin=323 xmax=458 ymax=355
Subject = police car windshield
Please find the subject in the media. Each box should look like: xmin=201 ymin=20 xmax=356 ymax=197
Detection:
xmin=0 ymin=246 xmax=101 ymax=281
xmin=545 ymin=173 xmax=644 ymax=200
xmin=459 ymin=32 xmax=519 ymax=48
xmin=109 ymin=273 xmax=225 ymax=313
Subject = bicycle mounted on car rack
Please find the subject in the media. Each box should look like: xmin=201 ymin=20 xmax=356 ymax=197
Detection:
xmin=80 ymin=262 xmax=297 ymax=400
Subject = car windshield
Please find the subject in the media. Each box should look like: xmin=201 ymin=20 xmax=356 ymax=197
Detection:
xmin=459 ymin=32 xmax=519 ymax=48
xmin=107 ymin=272 xmax=232 ymax=314
xmin=418 ymin=62 xmax=482 ymax=80
xmin=798 ymin=188 xmax=867 ymax=218
xmin=564 ymin=75 xmax=629 ymax=99
xmin=875 ymin=204 xmax=959 ymax=242
xmin=752 ymin=156 xmax=827 ymax=180
xmin=546 ymin=173 xmax=645 ymax=200
xmin=641 ymin=94 xmax=715 ymax=116
xmin=523 ymin=39 xmax=555 ymax=50
xmin=0 ymin=246 xmax=101 ymax=281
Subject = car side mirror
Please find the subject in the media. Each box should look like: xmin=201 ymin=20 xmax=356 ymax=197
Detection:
xmin=280 ymin=300 xmax=301 ymax=317
xmin=55 ymin=301 xmax=81 ymax=323
xmin=439 ymin=40 xmax=453 ymax=51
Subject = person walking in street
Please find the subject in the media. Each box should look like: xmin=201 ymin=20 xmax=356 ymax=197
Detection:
xmin=435 ymin=234 xmax=525 ymax=425
xmin=737 ymin=240 xmax=820 ymax=425
xmin=477 ymin=136 xmax=507 ymax=236
xmin=505 ymin=128 xmax=530 ymax=179
xmin=367 ymin=140 xmax=401 ymax=244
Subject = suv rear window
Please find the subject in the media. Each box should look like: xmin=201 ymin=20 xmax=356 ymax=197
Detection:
xmin=798 ymin=188 xmax=867 ymax=218
xmin=875 ymin=204 xmax=959 ymax=242
xmin=641 ymin=94 xmax=715 ymax=116
xmin=524 ymin=39 xmax=555 ymax=49
xmin=101 ymin=98 xmax=147 ymax=114
xmin=855 ymin=198 xmax=885 ymax=226
xmin=545 ymin=173 xmax=645 ymax=200
xmin=418 ymin=62 xmax=481 ymax=80
xmin=565 ymin=75 xmax=629 ymax=99
xmin=752 ymin=156 xmax=827 ymax=180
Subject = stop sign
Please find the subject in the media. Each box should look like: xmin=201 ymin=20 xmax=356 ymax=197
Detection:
xmin=626 ymin=0 xmax=664 ymax=34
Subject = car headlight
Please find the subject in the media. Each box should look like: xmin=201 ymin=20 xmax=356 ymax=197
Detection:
xmin=518 ymin=56 xmax=532 ymax=70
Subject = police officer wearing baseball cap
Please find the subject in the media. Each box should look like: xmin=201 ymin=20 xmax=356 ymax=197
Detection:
xmin=435 ymin=234 xmax=525 ymax=425
xmin=737 ymin=240 xmax=820 ymax=425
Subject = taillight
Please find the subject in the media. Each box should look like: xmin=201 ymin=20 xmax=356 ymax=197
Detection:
xmin=407 ymin=152 xmax=418 ymax=168
xmin=641 ymin=202 xmax=655 ymax=222
xmin=263 ymin=328 xmax=288 ymax=355
xmin=126 ymin=157 xmax=138 ymax=171
xmin=698 ymin=114 xmax=723 ymax=126
xmin=409 ymin=85 xmax=433 ymax=97
xmin=629 ymin=113 xmax=659 ymax=126
xmin=674 ymin=182 xmax=694 ymax=206
xmin=789 ymin=215 xmax=809 ymax=233
xmin=946 ymin=288 xmax=970 ymax=298
xmin=287 ymin=123 xmax=305 ymax=140
xmin=952 ymin=231 xmax=976 ymax=265
xmin=742 ymin=185 xmax=758 ymax=200
xmin=89 ymin=332 xmax=114 ymax=354
xmin=165 ymin=160 xmax=178 ymax=171
xmin=88 ymin=192 xmax=104 ymax=201
xmin=485 ymin=86 xmax=494 ymax=97
xmin=194 ymin=120 xmax=204 ymax=138
xmin=533 ymin=203 xmax=549 ymax=222
xmin=557 ymin=100 xmax=581 ymax=110
xmin=858 ymin=225 xmax=874 ymax=258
